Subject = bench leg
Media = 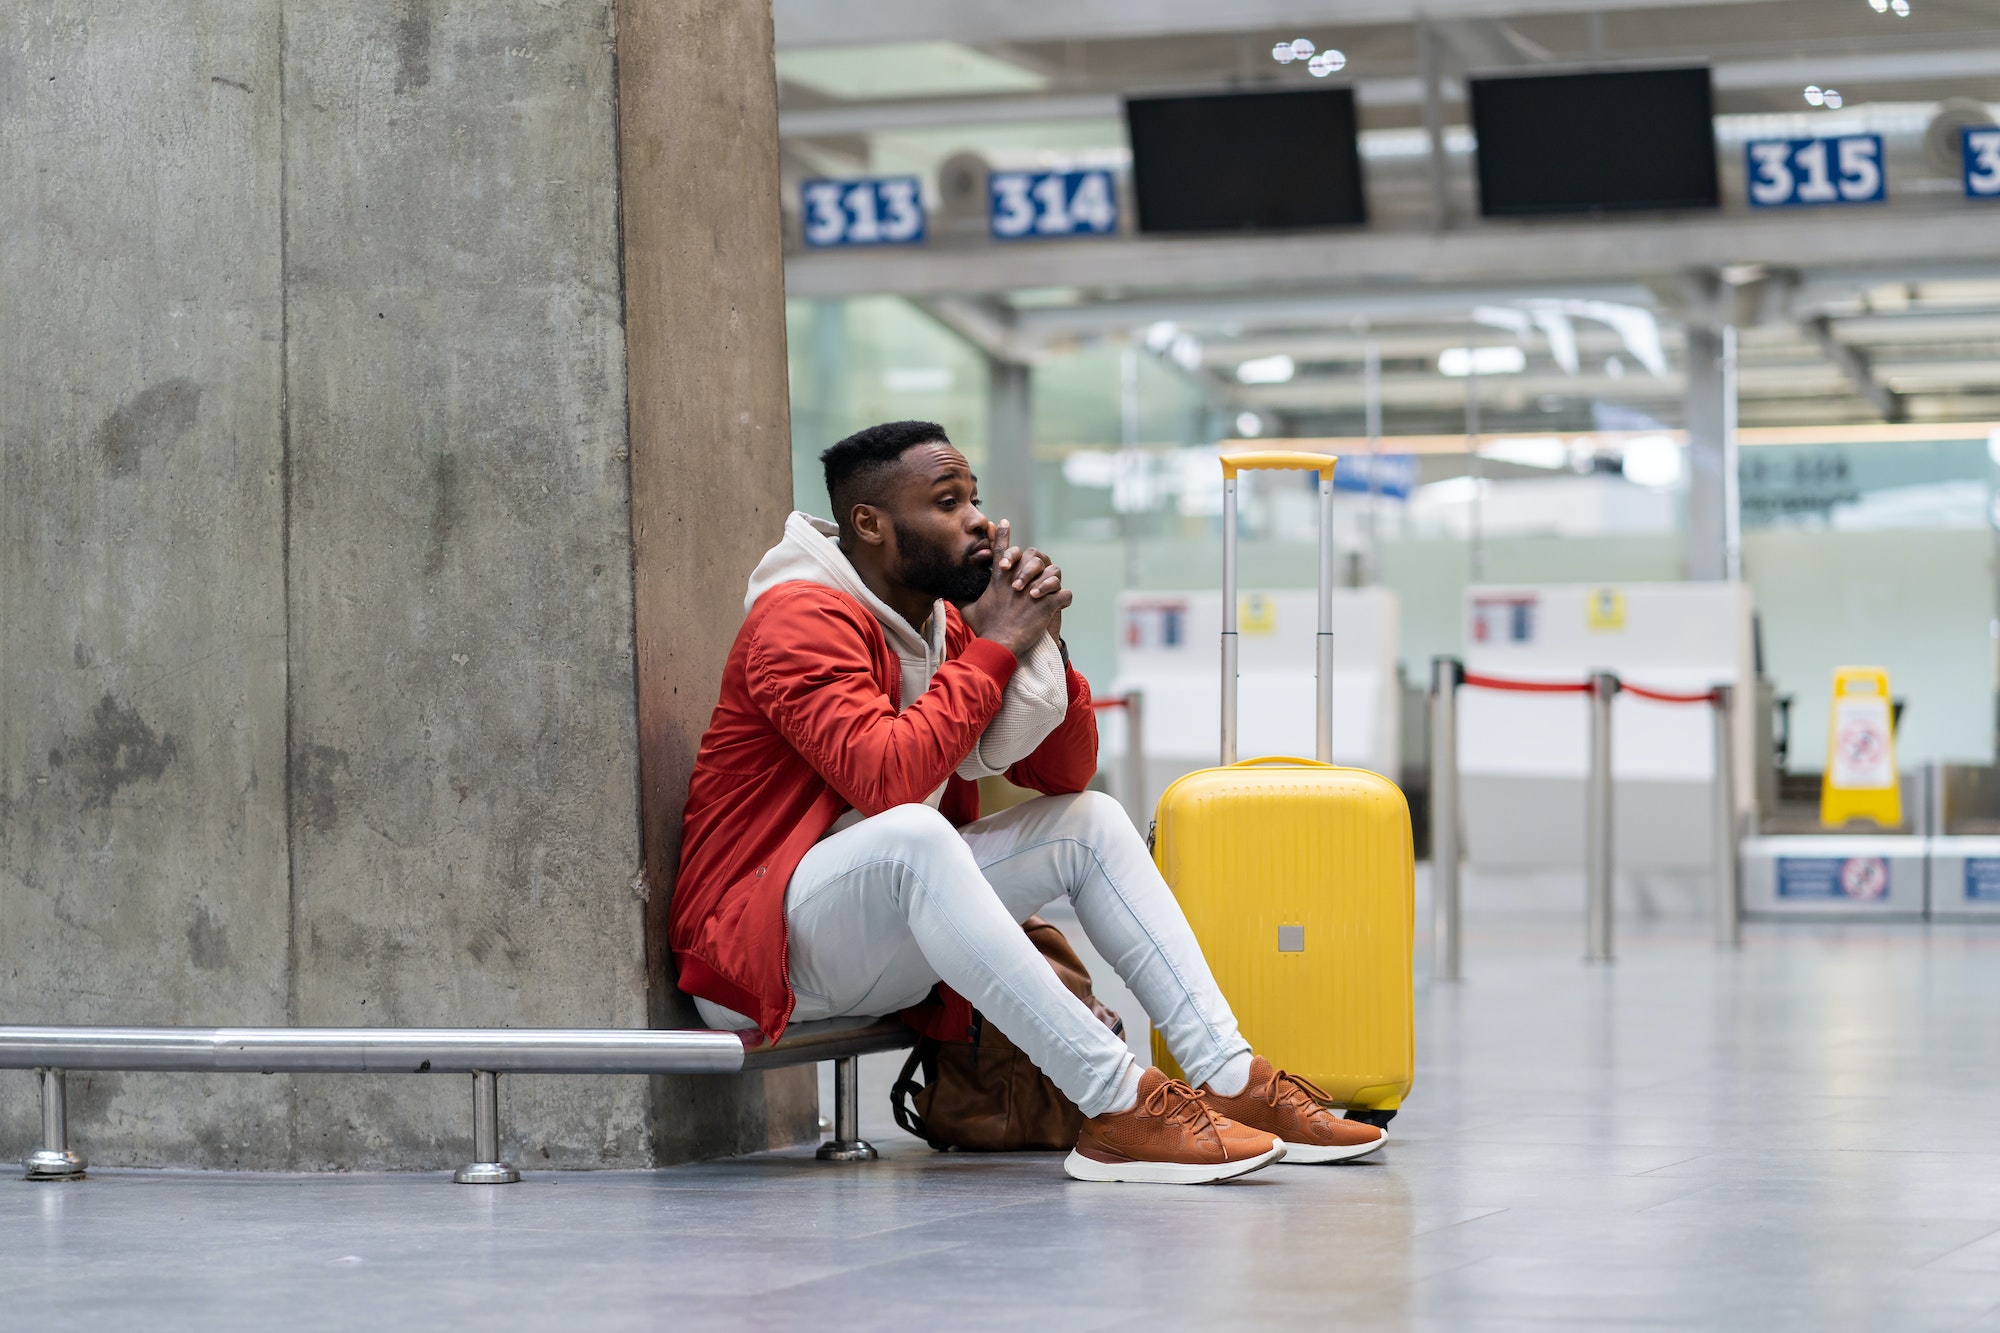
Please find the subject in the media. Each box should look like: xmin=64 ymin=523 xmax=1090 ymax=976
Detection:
xmin=814 ymin=1055 xmax=878 ymax=1162
xmin=454 ymin=1070 xmax=520 ymax=1184
xmin=23 ymin=1068 xmax=87 ymax=1180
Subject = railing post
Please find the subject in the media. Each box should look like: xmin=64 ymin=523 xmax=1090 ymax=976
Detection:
xmin=1430 ymin=656 xmax=1464 ymax=983
xmin=1123 ymin=689 xmax=1147 ymax=829
xmin=23 ymin=1068 xmax=87 ymax=1180
xmin=815 ymin=1055 xmax=878 ymax=1161
xmin=454 ymin=1070 xmax=519 ymax=1184
xmin=1712 ymin=684 xmax=1742 ymax=947
xmin=1585 ymin=671 xmax=1620 ymax=963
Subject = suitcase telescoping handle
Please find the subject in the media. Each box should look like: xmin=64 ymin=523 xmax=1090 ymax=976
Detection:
xmin=1219 ymin=451 xmax=1338 ymax=767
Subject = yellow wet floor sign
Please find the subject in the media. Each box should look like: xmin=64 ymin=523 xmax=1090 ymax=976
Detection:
xmin=1822 ymin=666 xmax=1900 ymax=828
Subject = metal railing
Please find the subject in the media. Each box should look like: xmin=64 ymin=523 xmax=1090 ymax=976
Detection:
xmin=1 ymin=1017 xmax=913 ymax=1184
xmin=1428 ymin=656 xmax=1741 ymax=979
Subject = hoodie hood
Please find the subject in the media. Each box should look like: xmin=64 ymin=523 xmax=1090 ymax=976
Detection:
xmin=746 ymin=512 xmax=941 ymax=662
xmin=745 ymin=511 xmax=1071 ymax=785
xmin=746 ymin=512 xmax=945 ymax=713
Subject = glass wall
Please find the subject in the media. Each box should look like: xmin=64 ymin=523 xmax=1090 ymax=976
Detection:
xmin=785 ymin=295 xmax=1999 ymax=767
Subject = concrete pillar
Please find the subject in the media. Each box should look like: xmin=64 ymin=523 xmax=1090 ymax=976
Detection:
xmin=0 ymin=2 xmax=293 ymax=1166
xmin=280 ymin=1 xmax=652 ymax=1169
xmin=617 ymin=0 xmax=820 ymax=1159
xmin=2 ymin=0 xmax=811 ymax=1171
xmin=1685 ymin=324 xmax=1740 ymax=582
xmin=986 ymin=357 xmax=1037 ymax=547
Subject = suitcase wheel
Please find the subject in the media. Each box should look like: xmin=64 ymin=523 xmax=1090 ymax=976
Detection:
xmin=1345 ymin=1108 xmax=1397 ymax=1128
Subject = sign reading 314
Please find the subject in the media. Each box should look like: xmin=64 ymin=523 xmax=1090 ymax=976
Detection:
xmin=989 ymin=169 xmax=1119 ymax=240
xmin=1966 ymin=127 xmax=2000 ymax=199
xmin=800 ymin=177 xmax=926 ymax=248
xmin=1745 ymin=134 xmax=1885 ymax=207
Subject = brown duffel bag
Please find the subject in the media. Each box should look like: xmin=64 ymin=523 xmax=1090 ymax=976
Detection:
xmin=890 ymin=915 xmax=1124 ymax=1152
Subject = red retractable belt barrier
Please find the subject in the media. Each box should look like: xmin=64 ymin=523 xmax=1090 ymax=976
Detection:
xmin=1461 ymin=672 xmax=1593 ymax=694
xmin=1619 ymin=682 xmax=1721 ymax=705
xmin=1459 ymin=671 xmax=1718 ymax=704
xmin=1089 ymin=697 xmax=1130 ymax=711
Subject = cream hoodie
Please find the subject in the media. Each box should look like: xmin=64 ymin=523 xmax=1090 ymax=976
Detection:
xmin=743 ymin=513 xmax=1070 ymax=806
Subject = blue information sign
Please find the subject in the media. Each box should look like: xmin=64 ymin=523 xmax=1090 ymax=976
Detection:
xmin=1776 ymin=855 xmax=1891 ymax=901
xmin=1745 ymin=135 xmax=1885 ymax=208
xmin=1966 ymin=858 xmax=2000 ymax=902
xmin=799 ymin=177 xmax=926 ymax=248
xmin=1965 ymin=127 xmax=2000 ymax=199
xmin=989 ymin=169 xmax=1119 ymax=241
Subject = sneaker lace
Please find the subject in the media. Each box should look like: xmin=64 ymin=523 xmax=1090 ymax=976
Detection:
xmin=1268 ymin=1068 xmax=1337 ymax=1115
xmin=1143 ymin=1076 xmax=1221 ymax=1135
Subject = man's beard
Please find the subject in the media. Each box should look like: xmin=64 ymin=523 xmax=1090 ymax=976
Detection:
xmin=893 ymin=519 xmax=991 ymax=606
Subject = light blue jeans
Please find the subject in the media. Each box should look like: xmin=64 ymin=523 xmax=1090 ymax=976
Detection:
xmin=695 ymin=790 xmax=1250 ymax=1117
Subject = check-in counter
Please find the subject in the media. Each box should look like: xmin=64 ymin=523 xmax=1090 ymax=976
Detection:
xmin=1926 ymin=763 xmax=2000 ymax=920
xmin=1741 ymin=833 xmax=1929 ymax=919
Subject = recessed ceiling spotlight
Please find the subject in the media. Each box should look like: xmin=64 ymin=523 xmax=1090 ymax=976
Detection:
xmin=1824 ymin=88 xmax=1844 ymax=107
xmin=1804 ymin=85 xmax=1825 ymax=106
xmin=1290 ymin=38 xmax=1316 ymax=59
xmin=1271 ymin=41 xmax=1296 ymax=64
xmin=1868 ymin=0 xmax=1888 ymax=10
xmin=1891 ymin=0 xmax=1909 ymax=15
xmin=1235 ymin=410 xmax=1264 ymax=438
xmin=1308 ymin=49 xmax=1347 ymax=77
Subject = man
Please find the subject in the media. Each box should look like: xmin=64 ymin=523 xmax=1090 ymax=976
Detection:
xmin=671 ymin=420 xmax=1385 ymax=1184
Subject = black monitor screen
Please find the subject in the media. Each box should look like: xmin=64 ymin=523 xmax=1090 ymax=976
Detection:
xmin=1126 ymin=88 xmax=1367 ymax=233
xmin=1470 ymin=67 xmax=1719 ymax=216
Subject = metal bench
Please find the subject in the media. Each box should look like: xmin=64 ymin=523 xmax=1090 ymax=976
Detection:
xmin=0 ymin=1017 xmax=915 ymax=1183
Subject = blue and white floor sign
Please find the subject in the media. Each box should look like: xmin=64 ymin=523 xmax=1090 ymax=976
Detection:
xmin=1746 ymin=135 xmax=1885 ymax=208
xmin=1965 ymin=127 xmax=2000 ymax=199
xmin=800 ymin=178 xmax=926 ymax=248
xmin=1777 ymin=855 xmax=1890 ymax=901
xmin=989 ymin=169 xmax=1119 ymax=240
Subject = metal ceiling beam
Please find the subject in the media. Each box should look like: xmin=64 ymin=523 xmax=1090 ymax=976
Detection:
xmin=1804 ymin=315 xmax=1907 ymax=422
xmin=784 ymin=212 xmax=2000 ymax=302
xmin=774 ymin=0 xmax=1793 ymax=51
xmin=779 ymin=50 xmax=2000 ymax=138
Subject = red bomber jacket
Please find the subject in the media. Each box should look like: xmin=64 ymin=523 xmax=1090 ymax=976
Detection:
xmin=670 ymin=582 xmax=1099 ymax=1044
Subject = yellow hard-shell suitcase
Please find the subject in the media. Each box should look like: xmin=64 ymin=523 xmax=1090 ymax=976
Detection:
xmin=1150 ymin=452 xmax=1415 ymax=1123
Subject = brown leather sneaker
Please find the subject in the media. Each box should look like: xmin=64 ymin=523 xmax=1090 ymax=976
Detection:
xmin=1065 ymin=1067 xmax=1285 ymax=1184
xmin=1201 ymin=1056 xmax=1388 ymax=1164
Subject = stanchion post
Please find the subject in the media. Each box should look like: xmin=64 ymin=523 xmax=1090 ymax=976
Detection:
xmin=1712 ymin=684 xmax=1742 ymax=947
xmin=1123 ymin=690 xmax=1146 ymax=829
xmin=1585 ymin=671 xmax=1620 ymax=963
xmin=1430 ymin=657 xmax=1464 ymax=982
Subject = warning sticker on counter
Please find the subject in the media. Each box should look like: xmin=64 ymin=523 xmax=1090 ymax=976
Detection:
xmin=1776 ymin=855 xmax=1891 ymax=901
xmin=1966 ymin=859 xmax=2000 ymax=902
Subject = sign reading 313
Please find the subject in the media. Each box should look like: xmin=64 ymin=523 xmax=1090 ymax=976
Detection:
xmin=800 ymin=177 xmax=926 ymax=248
xmin=989 ymin=169 xmax=1120 ymax=240
xmin=1745 ymin=134 xmax=1885 ymax=208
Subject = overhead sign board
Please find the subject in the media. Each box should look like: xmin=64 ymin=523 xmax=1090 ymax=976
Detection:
xmin=800 ymin=177 xmax=926 ymax=248
xmin=1966 ymin=127 xmax=2000 ymax=199
xmin=989 ymin=169 xmax=1119 ymax=240
xmin=1745 ymin=134 xmax=1885 ymax=208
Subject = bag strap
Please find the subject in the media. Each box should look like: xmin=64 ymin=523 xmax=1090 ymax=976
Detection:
xmin=888 ymin=1040 xmax=935 ymax=1144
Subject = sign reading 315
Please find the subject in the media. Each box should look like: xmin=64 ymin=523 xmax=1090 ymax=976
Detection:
xmin=989 ymin=169 xmax=1120 ymax=240
xmin=1745 ymin=134 xmax=1885 ymax=207
xmin=1965 ymin=127 xmax=2000 ymax=199
xmin=800 ymin=177 xmax=926 ymax=248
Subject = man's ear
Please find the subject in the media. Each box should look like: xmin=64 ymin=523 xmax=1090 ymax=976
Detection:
xmin=848 ymin=502 xmax=888 ymax=548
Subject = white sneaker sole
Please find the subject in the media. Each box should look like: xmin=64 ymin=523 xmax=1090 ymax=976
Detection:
xmin=1062 ymin=1142 xmax=1286 ymax=1184
xmin=1275 ymin=1130 xmax=1388 ymax=1164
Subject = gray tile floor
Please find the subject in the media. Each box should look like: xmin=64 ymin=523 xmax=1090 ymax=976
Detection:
xmin=10 ymin=910 xmax=2000 ymax=1330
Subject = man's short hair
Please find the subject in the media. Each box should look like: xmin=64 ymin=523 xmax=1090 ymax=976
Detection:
xmin=821 ymin=420 xmax=950 ymax=531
